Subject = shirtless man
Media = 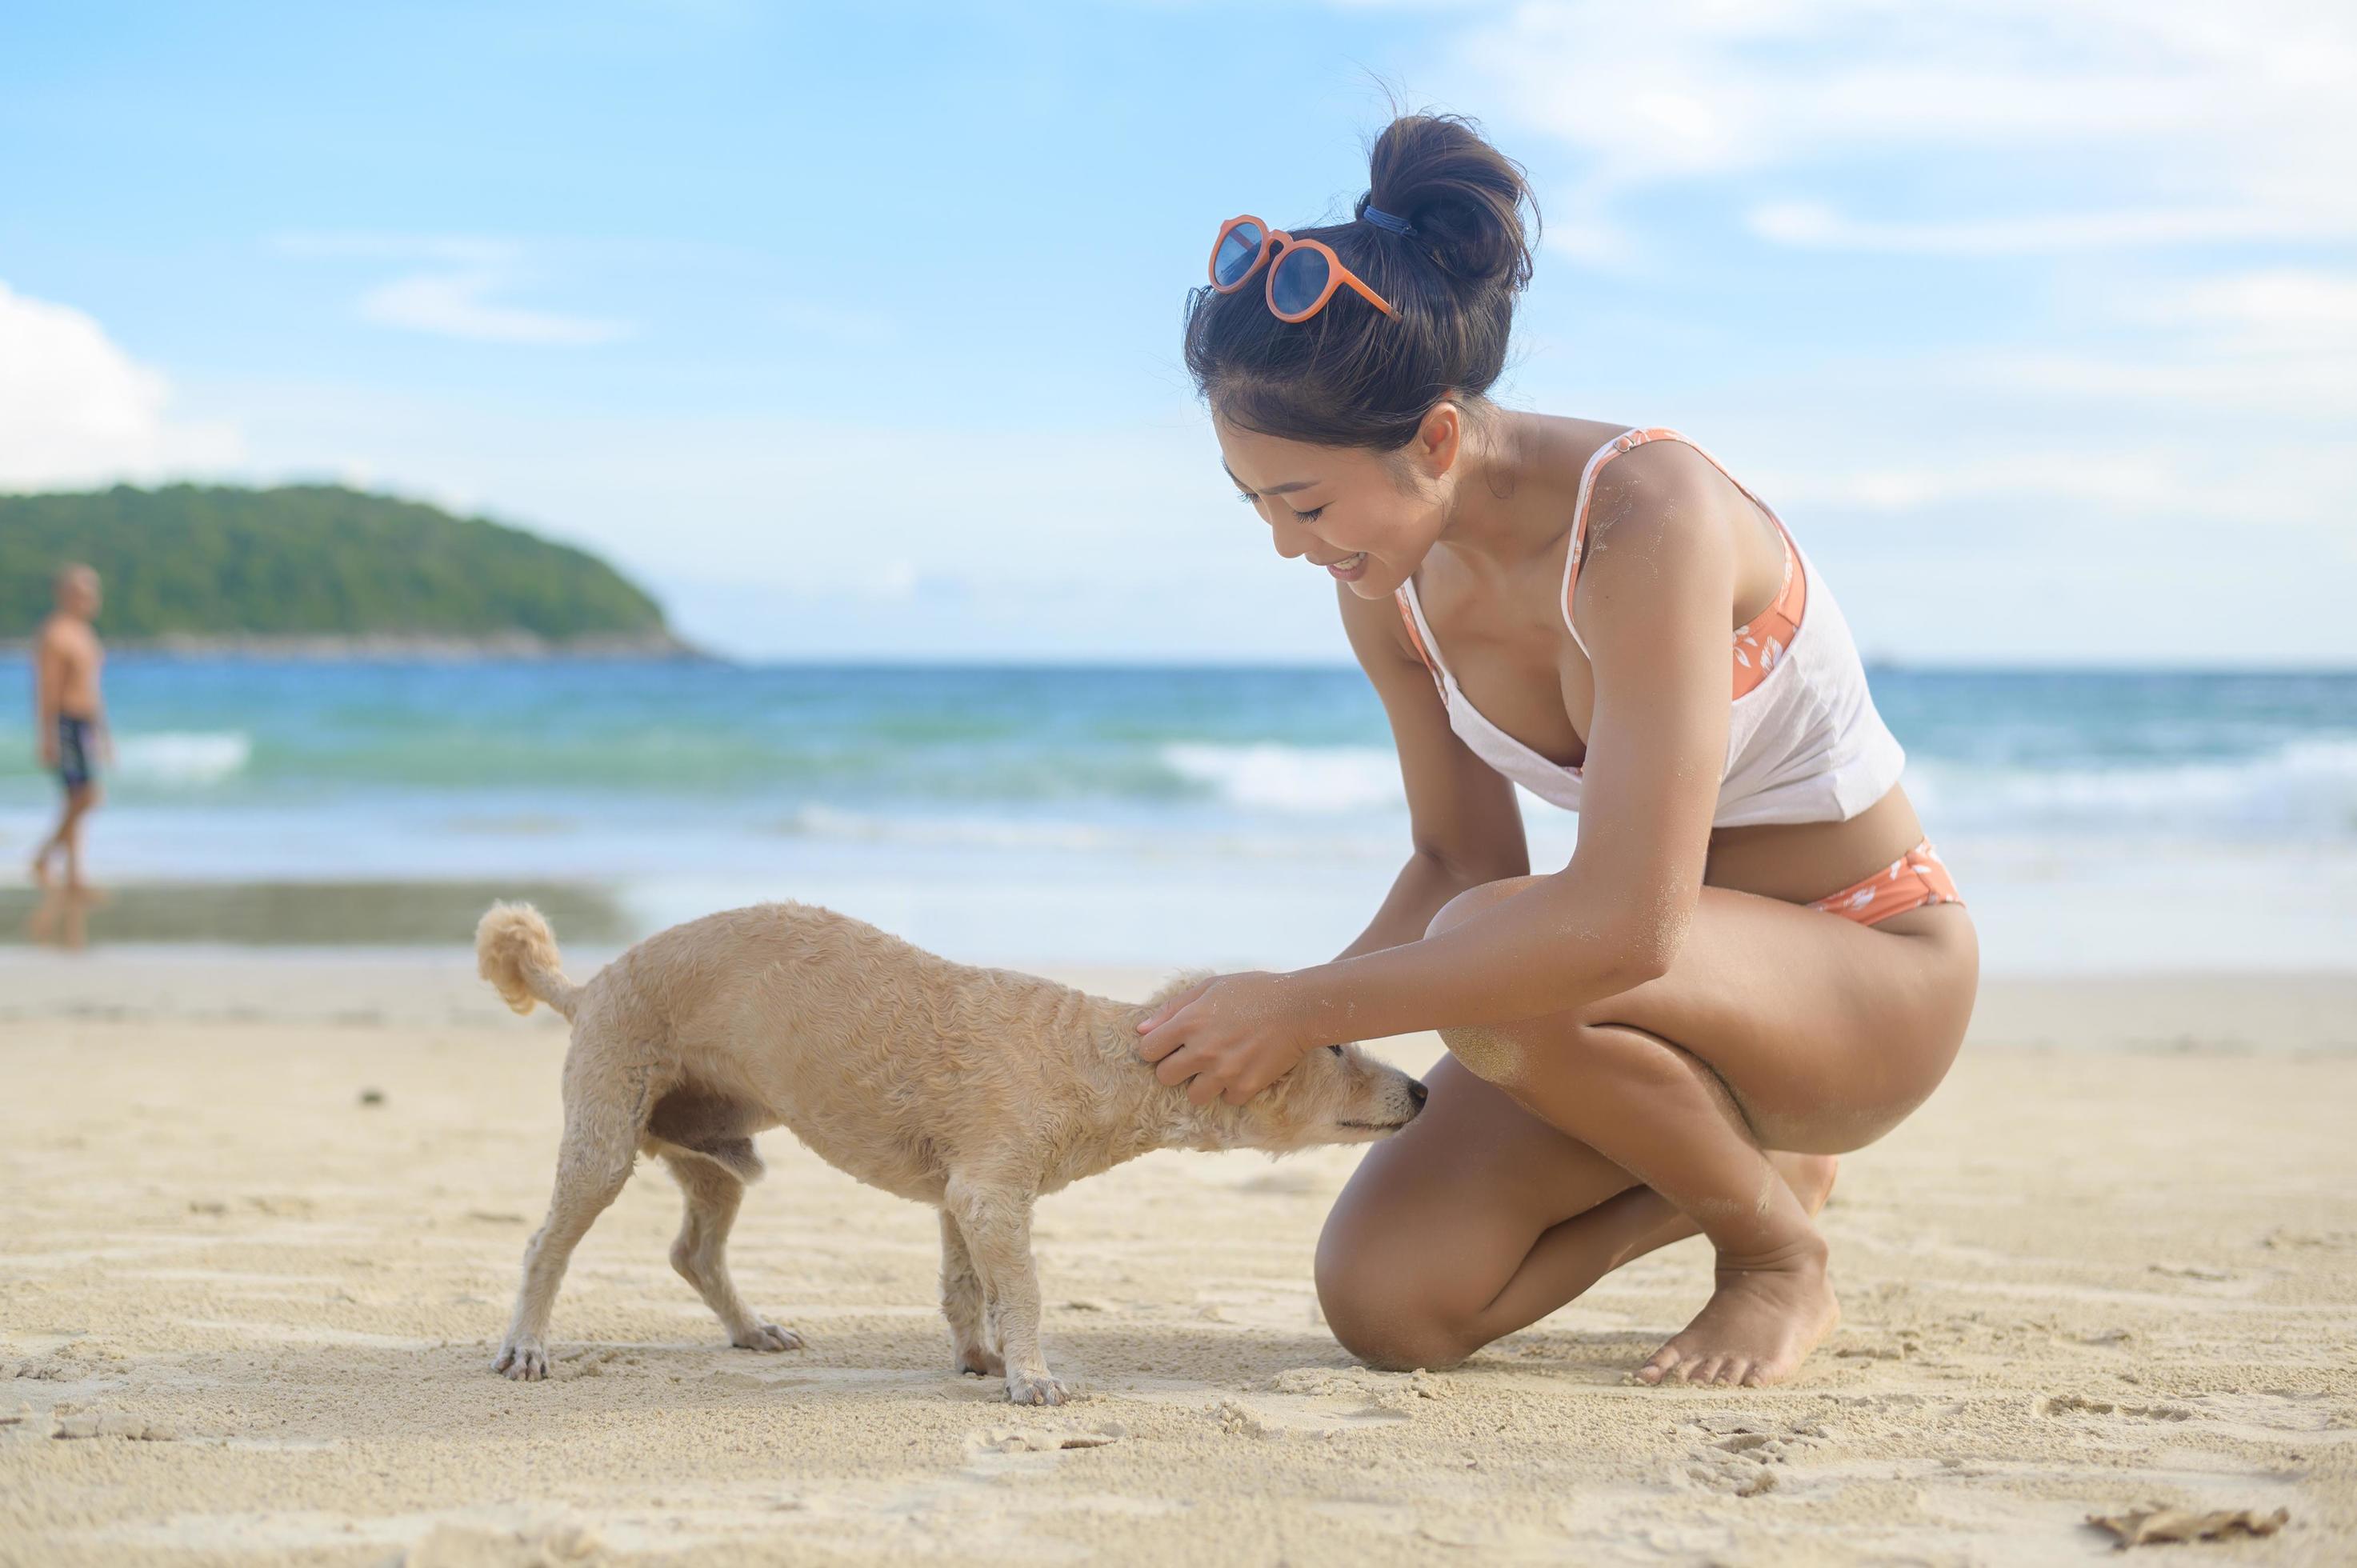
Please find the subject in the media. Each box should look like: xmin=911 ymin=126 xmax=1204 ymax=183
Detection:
xmin=30 ymin=564 xmax=109 ymax=893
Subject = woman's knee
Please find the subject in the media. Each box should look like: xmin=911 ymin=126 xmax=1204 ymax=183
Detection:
xmin=1424 ymin=882 xmax=1562 ymax=1085
xmin=1425 ymin=875 xmax=1547 ymax=941
xmin=1427 ymin=878 xmax=1655 ymax=1089
xmin=1314 ymin=1246 xmax=1477 ymax=1373
xmin=1436 ymin=1021 xmax=1538 ymax=1087
xmin=1314 ymin=1190 xmax=1483 ymax=1372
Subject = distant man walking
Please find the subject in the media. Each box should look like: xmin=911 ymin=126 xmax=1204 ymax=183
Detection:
xmin=30 ymin=564 xmax=109 ymax=891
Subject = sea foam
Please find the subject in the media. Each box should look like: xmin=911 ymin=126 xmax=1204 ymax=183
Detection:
xmin=1158 ymin=743 xmax=1404 ymax=814
xmin=1910 ymin=738 xmax=2357 ymax=840
xmin=112 ymin=731 xmax=253 ymax=787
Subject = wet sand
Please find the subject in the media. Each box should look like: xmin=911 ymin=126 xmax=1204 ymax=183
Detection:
xmin=2 ymin=953 xmax=2352 ymax=1565
xmin=0 ymin=882 xmax=636 ymax=949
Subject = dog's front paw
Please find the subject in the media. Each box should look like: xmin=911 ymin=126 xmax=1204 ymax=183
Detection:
xmin=1005 ymin=1369 xmax=1070 ymax=1406
xmin=492 ymin=1338 xmax=549 ymax=1381
xmin=733 ymin=1322 xmax=803 ymax=1353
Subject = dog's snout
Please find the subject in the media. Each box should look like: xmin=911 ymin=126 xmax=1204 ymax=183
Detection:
xmin=1408 ymin=1078 xmax=1429 ymax=1109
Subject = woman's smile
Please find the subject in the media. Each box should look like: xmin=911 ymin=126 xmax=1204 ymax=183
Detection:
xmin=1320 ymin=550 xmax=1370 ymax=581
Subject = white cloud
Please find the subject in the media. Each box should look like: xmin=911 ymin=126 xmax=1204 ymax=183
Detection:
xmin=0 ymin=281 xmax=243 ymax=491
xmin=1752 ymin=450 xmax=2341 ymax=525
xmin=358 ymin=270 xmax=634 ymax=346
xmin=1450 ymin=4 xmax=2357 ymax=654
xmin=1747 ymin=202 xmax=2345 ymax=256
xmin=1457 ymin=0 xmax=2357 ymax=252
xmin=2143 ymin=268 xmax=2357 ymax=343
xmin=273 ymin=232 xmax=634 ymax=346
xmin=1937 ymin=326 xmax=2357 ymax=422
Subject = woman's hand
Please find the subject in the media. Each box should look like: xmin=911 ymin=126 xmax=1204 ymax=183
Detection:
xmin=1134 ymin=970 xmax=1320 ymax=1106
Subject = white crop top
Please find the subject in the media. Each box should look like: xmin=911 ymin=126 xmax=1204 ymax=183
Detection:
xmin=1393 ymin=427 xmax=1906 ymax=829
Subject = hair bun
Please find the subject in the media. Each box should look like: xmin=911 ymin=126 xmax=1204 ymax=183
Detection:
xmin=1361 ymin=113 xmax=1539 ymax=292
xmin=1184 ymin=108 xmax=1535 ymax=450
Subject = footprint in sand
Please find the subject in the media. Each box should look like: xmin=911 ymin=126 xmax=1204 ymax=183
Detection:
xmin=1679 ymin=1414 xmax=1833 ymax=1497
xmin=3 ymin=1358 xmax=75 ymax=1383
xmin=50 ymin=1410 xmax=182 ymax=1441
xmin=966 ymin=1424 xmax=1123 ymax=1454
xmin=1269 ymin=1365 xmax=1451 ymax=1412
xmin=398 ymin=1520 xmax=603 ymax=1567
xmin=2041 ymin=1392 xmax=2194 ymax=1422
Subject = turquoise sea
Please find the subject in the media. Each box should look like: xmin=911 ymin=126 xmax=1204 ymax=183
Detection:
xmin=3 ymin=660 xmax=2352 ymax=971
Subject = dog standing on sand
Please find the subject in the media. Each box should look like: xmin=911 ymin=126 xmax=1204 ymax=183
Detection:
xmin=475 ymin=901 xmax=1427 ymax=1404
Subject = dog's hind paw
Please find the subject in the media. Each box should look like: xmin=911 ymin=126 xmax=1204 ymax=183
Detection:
xmin=958 ymin=1346 xmax=1006 ymax=1378
xmin=492 ymin=1339 xmax=549 ymax=1381
xmin=1005 ymin=1369 xmax=1070 ymax=1406
xmin=733 ymin=1322 xmax=803 ymax=1353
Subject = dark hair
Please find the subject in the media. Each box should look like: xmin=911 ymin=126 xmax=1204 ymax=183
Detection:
xmin=1183 ymin=113 xmax=1539 ymax=450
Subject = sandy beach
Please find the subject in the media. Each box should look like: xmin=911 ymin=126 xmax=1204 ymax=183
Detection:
xmin=2 ymin=952 xmax=2353 ymax=1566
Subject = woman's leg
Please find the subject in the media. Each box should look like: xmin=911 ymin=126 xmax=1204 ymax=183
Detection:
xmin=1322 ymin=879 xmax=1975 ymax=1386
xmin=1317 ymin=1055 xmax=1836 ymax=1371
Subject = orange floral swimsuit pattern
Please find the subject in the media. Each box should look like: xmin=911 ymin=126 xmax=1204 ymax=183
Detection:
xmin=1808 ymin=841 xmax=1961 ymax=927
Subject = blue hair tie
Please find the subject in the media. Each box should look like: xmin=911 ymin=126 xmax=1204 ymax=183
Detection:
xmin=1361 ymin=205 xmax=1417 ymax=238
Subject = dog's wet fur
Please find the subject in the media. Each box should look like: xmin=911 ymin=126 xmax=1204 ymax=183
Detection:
xmin=475 ymin=900 xmax=1427 ymax=1403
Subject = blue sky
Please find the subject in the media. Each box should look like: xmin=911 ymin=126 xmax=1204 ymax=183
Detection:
xmin=2 ymin=1 xmax=2351 ymax=664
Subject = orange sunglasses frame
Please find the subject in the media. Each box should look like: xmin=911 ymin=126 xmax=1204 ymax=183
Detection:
xmin=1208 ymin=214 xmax=1399 ymax=322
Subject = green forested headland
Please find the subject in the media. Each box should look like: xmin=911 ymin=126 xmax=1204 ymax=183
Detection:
xmin=2 ymin=484 xmax=678 ymax=648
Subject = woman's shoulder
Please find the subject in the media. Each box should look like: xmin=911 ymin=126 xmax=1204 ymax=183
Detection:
xmin=1578 ymin=430 xmax=1732 ymax=544
xmin=1524 ymin=412 xmax=1639 ymax=470
xmin=1570 ymin=427 xmax=1772 ymax=622
xmin=1523 ymin=414 xmax=1727 ymax=519
xmin=1567 ymin=428 xmax=1793 ymax=655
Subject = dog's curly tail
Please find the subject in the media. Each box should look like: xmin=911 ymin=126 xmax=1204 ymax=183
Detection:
xmin=475 ymin=902 xmax=581 ymax=1020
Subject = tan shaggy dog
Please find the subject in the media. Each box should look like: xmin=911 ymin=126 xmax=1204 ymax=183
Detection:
xmin=475 ymin=901 xmax=1427 ymax=1405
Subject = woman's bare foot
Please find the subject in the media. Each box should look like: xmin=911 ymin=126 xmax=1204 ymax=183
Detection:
xmin=1633 ymin=1153 xmax=1843 ymax=1388
xmin=1635 ymin=1230 xmax=1839 ymax=1388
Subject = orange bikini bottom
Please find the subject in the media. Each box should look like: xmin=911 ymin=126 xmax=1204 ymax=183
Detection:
xmin=1808 ymin=840 xmax=1962 ymax=927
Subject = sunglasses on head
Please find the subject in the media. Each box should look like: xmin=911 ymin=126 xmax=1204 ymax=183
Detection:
xmin=1208 ymin=214 xmax=1399 ymax=323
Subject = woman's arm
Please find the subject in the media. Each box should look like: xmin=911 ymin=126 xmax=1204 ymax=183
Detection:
xmin=1142 ymin=447 xmax=1739 ymax=1100
xmin=1139 ymin=585 xmax=1527 ymax=1035
xmin=1332 ymin=584 xmax=1529 ymax=959
xmin=1304 ymin=453 xmax=1733 ymax=1037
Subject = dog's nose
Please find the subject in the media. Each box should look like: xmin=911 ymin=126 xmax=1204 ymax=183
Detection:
xmin=1407 ymin=1079 xmax=1429 ymax=1108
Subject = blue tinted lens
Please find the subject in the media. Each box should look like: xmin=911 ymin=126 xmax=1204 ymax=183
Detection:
xmin=1214 ymin=222 xmax=1264 ymax=287
xmin=1268 ymin=246 xmax=1331 ymax=316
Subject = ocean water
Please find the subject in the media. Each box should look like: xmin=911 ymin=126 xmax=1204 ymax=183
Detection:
xmin=2 ymin=659 xmax=2351 ymax=971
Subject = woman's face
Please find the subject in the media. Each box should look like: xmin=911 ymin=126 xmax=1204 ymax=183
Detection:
xmin=1214 ymin=410 xmax=1454 ymax=600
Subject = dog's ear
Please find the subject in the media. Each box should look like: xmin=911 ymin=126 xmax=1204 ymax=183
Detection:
xmin=1142 ymin=968 xmax=1217 ymax=1010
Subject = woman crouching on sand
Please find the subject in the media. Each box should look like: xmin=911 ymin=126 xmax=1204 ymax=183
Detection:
xmin=1136 ymin=114 xmax=1978 ymax=1387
